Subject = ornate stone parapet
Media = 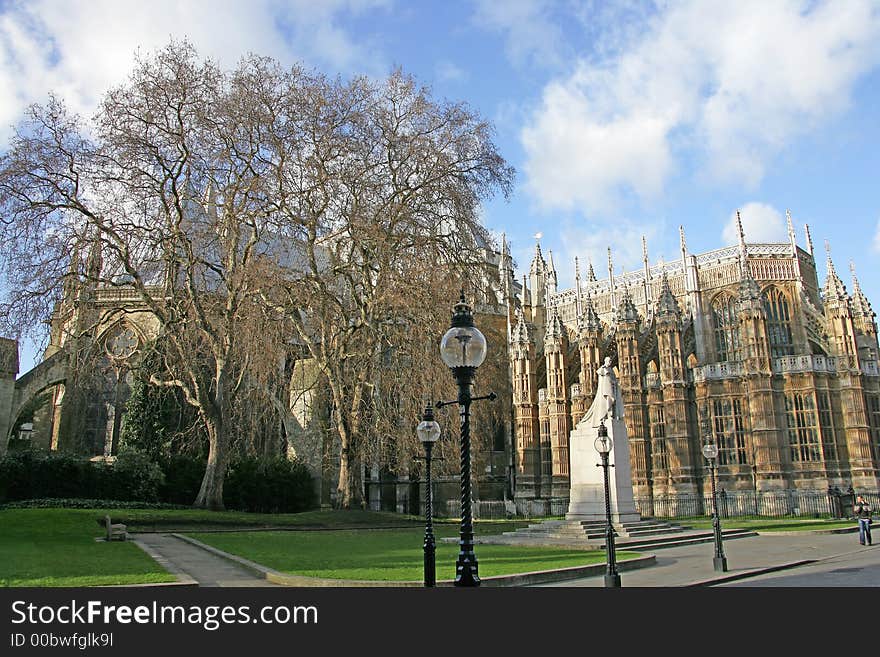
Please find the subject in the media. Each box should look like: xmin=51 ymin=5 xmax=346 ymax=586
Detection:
xmin=770 ymin=354 xmax=861 ymax=375
xmin=692 ymin=360 xmax=744 ymax=383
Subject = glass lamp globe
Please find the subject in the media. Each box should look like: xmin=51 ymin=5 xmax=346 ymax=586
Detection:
xmin=594 ymin=422 xmax=612 ymax=455
xmin=417 ymin=418 xmax=441 ymax=444
xmin=702 ymin=443 xmax=719 ymax=460
xmin=439 ymin=325 xmax=487 ymax=369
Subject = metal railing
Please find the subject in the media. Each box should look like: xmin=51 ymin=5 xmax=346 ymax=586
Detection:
xmin=635 ymin=488 xmax=880 ymax=520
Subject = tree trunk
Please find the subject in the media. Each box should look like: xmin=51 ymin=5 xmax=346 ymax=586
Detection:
xmin=194 ymin=414 xmax=228 ymax=510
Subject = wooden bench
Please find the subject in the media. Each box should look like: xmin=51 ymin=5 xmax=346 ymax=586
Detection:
xmin=102 ymin=515 xmax=128 ymax=541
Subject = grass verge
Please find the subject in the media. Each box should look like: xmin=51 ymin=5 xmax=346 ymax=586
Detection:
xmin=0 ymin=509 xmax=176 ymax=587
xmin=187 ymin=526 xmax=639 ymax=581
xmin=676 ymin=517 xmax=858 ymax=532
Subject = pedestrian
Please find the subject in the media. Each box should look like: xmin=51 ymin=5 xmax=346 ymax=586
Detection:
xmin=854 ymin=495 xmax=872 ymax=546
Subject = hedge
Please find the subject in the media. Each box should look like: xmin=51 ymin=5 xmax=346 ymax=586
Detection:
xmin=0 ymin=450 xmax=316 ymax=513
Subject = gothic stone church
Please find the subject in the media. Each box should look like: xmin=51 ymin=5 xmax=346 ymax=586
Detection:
xmin=500 ymin=214 xmax=880 ymax=512
xmin=2 ymin=211 xmax=880 ymax=515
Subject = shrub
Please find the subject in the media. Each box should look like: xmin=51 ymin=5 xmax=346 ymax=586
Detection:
xmin=158 ymin=454 xmax=206 ymax=505
xmin=224 ymin=456 xmax=316 ymax=513
xmin=106 ymin=451 xmax=165 ymax=502
xmin=0 ymin=498 xmax=188 ymax=510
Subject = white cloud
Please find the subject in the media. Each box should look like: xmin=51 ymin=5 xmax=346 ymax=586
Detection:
xmin=0 ymin=0 xmax=389 ymax=143
xmin=722 ymin=202 xmax=787 ymax=245
xmin=472 ymin=0 xmax=566 ymax=69
xmin=555 ymin=218 xmax=660 ymax=290
xmin=521 ymin=1 xmax=880 ymax=213
xmin=435 ymin=60 xmax=466 ymax=83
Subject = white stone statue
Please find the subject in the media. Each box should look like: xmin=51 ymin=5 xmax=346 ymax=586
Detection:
xmin=567 ymin=356 xmax=639 ymax=523
xmin=585 ymin=356 xmax=624 ymax=427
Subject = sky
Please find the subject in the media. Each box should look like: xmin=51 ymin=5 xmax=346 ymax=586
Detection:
xmin=2 ymin=0 xmax=880 ymax=370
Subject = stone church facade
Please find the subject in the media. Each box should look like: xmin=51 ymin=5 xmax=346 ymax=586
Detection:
xmin=500 ymin=213 xmax=880 ymax=512
xmin=3 ymin=210 xmax=880 ymax=517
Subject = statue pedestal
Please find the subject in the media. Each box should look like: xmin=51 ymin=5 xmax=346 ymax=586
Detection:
xmin=566 ymin=417 xmax=640 ymax=523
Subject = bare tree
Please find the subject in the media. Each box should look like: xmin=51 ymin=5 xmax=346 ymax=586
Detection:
xmin=0 ymin=43 xmax=292 ymax=509
xmin=259 ymin=71 xmax=513 ymax=507
xmin=0 ymin=41 xmax=513 ymax=510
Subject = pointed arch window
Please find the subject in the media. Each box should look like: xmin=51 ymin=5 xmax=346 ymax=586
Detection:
xmin=764 ymin=288 xmax=794 ymax=358
xmin=712 ymin=295 xmax=741 ymax=362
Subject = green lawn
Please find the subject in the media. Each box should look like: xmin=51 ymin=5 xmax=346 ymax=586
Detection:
xmin=85 ymin=507 xmax=528 ymax=532
xmin=0 ymin=509 xmax=176 ymax=587
xmin=678 ymin=517 xmax=858 ymax=532
xmin=187 ymin=526 xmax=638 ymax=581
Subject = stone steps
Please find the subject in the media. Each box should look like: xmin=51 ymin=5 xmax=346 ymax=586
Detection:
xmin=475 ymin=526 xmax=757 ymax=551
xmin=483 ymin=515 xmax=759 ymax=552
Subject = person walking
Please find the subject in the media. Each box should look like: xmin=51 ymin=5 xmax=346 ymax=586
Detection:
xmin=854 ymin=495 xmax=872 ymax=546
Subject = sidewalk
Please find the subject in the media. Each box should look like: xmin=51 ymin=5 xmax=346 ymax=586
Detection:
xmin=536 ymin=530 xmax=871 ymax=587
xmin=135 ymin=533 xmax=279 ymax=587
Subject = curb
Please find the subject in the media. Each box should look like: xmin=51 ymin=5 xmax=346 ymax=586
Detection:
xmin=682 ymin=559 xmax=818 ymax=587
xmin=171 ymin=533 xmax=656 ymax=587
xmin=684 ymin=543 xmax=878 ymax=587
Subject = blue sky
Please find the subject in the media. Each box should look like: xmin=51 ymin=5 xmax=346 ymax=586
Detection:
xmin=2 ymin=0 xmax=880 ymax=369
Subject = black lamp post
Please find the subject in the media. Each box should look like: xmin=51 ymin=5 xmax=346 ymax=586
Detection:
xmin=702 ymin=423 xmax=728 ymax=572
xmin=595 ymin=420 xmax=621 ymax=588
xmin=437 ymin=292 xmax=494 ymax=587
xmin=416 ymin=403 xmax=441 ymax=587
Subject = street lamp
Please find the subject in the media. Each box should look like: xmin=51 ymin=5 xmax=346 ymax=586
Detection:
xmin=416 ymin=403 xmax=441 ymax=587
xmin=595 ymin=419 xmax=621 ymax=588
xmin=437 ymin=291 xmax=494 ymax=587
xmin=701 ymin=417 xmax=728 ymax=572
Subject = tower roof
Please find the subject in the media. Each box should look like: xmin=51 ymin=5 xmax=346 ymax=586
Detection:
xmin=580 ymin=292 xmax=601 ymax=331
xmin=616 ymin=283 xmax=640 ymax=324
xmin=545 ymin=304 xmax=566 ymax=342
xmin=850 ymin=262 xmax=874 ymax=320
xmin=529 ymin=241 xmax=547 ymax=276
xmin=654 ymin=270 xmax=681 ymax=320
xmin=823 ymin=242 xmax=849 ymax=304
xmin=511 ymin=306 xmax=531 ymax=344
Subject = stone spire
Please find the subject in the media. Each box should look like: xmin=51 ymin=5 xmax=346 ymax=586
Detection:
xmin=679 ymin=224 xmax=688 ymax=264
xmin=823 ymin=241 xmax=849 ymax=304
xmin=581 ymin=291 xmax=601 ymax=331
xmin=545 ymin=303 xmax=566 ymax=343
xmin=739 ymin=252 xmax=763 ymax=309
xmin=804 ymin=224 xmax=814 ymax=257
xmin=654 ymin=270 xmax=681 ymax=320
xmin=574 ymin=255 xmax=582 ymax=318
xmin=587 ymin=258 xmax=597 ymax=282
xmin=608 ymin=246 xmax=616 ymax=310
xmin=85 ymin=233 xmax=103 ymax=281
xmin=511 ymin=305 xmax=531 ymax=344
xmin=786 ymin=209 xmax=797 ymax=255
xmin=642 ymin=235 xmax=652 ymax=319
xmin=850 ymin=261 xmax=874 ymax=319
xmin=736 ymin=209 xmax=748 ymax=275
xmin=616 ymin=282 xmax=640 ymax=324
xmin=529 ymin=240 xmax=546 ymax=276
xmin=546 ymin=249 xmax=558 ymax=295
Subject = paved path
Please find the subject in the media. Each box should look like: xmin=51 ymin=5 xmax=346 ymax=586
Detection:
xmin=135 ymin=533 xmax=278 ymax=587
xmin=537 ymin=530 xmax=874 ymax=587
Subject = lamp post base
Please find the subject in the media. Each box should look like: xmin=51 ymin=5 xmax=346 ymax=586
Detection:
xmin=454 ymin=560 xmax=480 ymax=587
xmin=604 ymin=573 xmax=621 ymax=588
xmin=713 ymin=556 xmax=728 ymax=572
